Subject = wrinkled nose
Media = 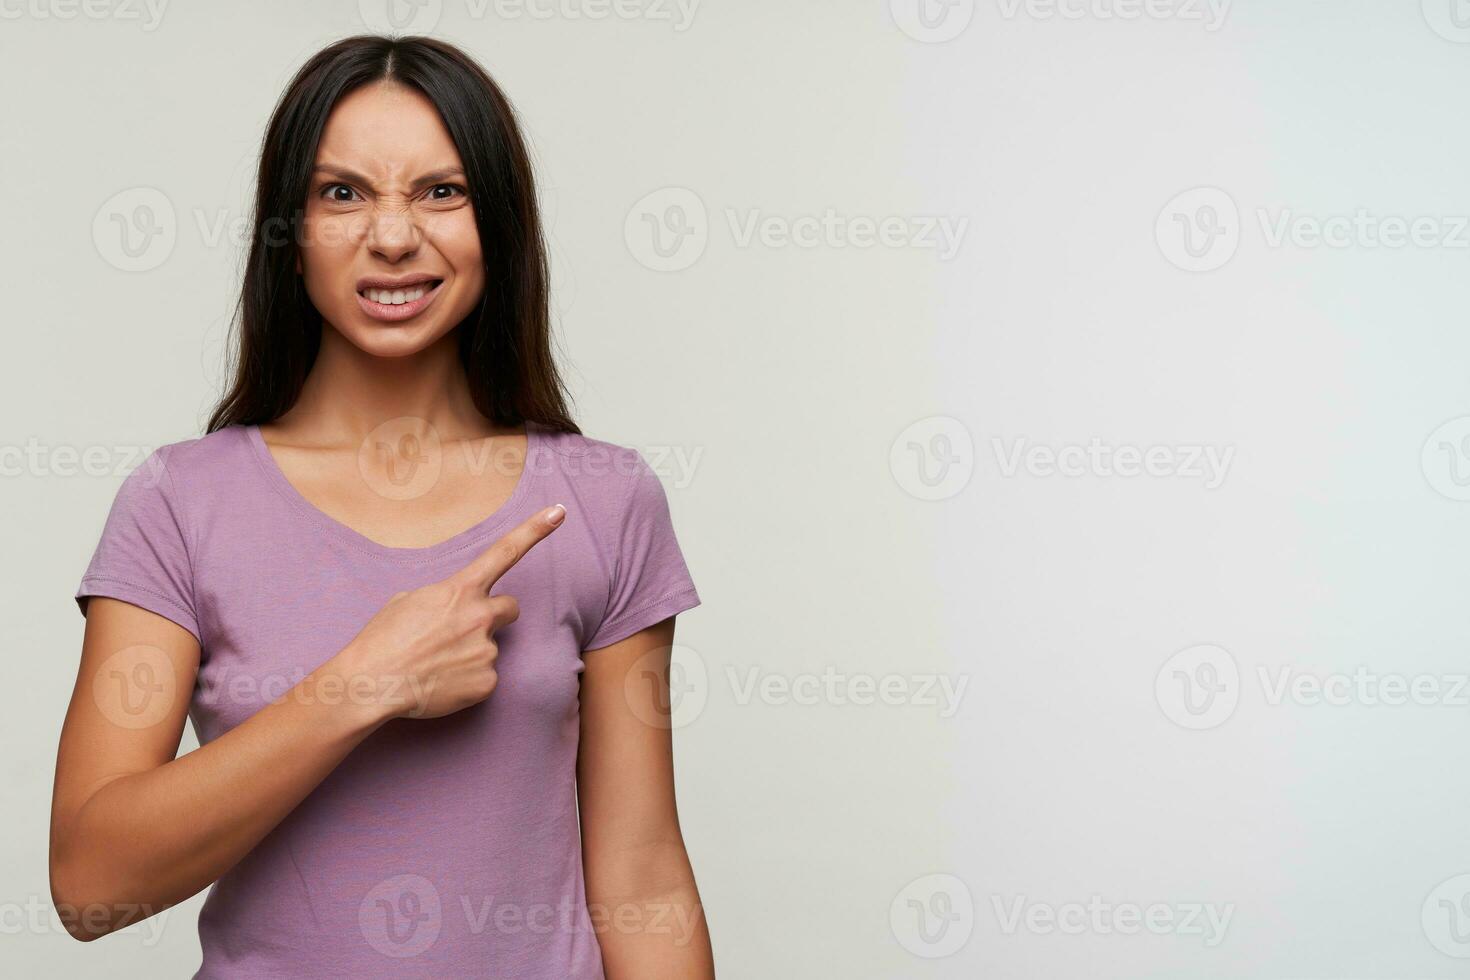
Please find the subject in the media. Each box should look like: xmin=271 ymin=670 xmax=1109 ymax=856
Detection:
xmin=366 ymin=207 xmax=421 ymax=263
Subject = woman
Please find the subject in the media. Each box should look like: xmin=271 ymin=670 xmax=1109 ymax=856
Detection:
xmin=49 ymin=35 xmax=713 ymax=979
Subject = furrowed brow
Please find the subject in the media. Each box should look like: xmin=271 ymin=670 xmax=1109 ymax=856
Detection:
xmin=410 ymin=167 xmax=466 ymax=190
xmin=311 ymin=165 xmax=466 ymax=192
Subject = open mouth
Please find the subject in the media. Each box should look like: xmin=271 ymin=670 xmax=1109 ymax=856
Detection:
xmin=358 ymin=279 xmax=443 ymax=305
xmin=355 ymin=278 xmax=445 ymax=321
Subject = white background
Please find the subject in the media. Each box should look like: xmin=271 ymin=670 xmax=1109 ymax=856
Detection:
xmin=5 ymin=0 xmax=1470 ymax=976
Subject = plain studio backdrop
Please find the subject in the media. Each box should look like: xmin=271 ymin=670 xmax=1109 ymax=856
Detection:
xmin=5 ymin=1 xmax=1470 ymax=977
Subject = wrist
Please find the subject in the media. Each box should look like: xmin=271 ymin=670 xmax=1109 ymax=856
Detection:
xmin=318 ymin=644 xmax=400 ymax=731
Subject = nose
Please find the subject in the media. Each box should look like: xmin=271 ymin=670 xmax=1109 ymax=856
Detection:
xmin=366 ymin=205 xmax=421 ymax=263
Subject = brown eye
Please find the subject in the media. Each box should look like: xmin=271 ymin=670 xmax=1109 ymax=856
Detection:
xmin=322 ymin=183 xmax=359 ymax=203
xmin=428 ymin=184 xmax=465 ymax=201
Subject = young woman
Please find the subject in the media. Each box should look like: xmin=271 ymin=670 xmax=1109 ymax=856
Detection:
xmin=50 ymin=35 xmax=713 ymax=979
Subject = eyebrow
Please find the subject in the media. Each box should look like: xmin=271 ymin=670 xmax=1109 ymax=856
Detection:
xmin=312 ymin=165 xmax=467 ymax=191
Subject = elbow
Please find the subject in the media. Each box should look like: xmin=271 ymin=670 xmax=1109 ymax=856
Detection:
xmin=585 ymin=837 xmax=702 ymax=906
xmin=50 ymin=863 xmax=102 ymax=942
xmin=50 ymin=802 xmax=174 ymax=943
xmin=49 ymin=845 xmax=128 ymax=942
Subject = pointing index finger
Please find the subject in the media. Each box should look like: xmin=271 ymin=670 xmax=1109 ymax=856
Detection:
xmin=458 ymin=503 xmax=566 ymax=591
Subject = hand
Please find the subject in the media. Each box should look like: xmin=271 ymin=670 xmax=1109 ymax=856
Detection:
xmin=335 ymin=503 xmax=566 ymax=721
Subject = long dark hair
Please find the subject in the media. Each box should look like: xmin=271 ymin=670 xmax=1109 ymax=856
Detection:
xmin=206 ymin=35 xmax=579 ymax=435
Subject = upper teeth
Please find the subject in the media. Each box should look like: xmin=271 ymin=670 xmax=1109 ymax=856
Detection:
xmin=365 ymin=285 xmax=429 ymax=305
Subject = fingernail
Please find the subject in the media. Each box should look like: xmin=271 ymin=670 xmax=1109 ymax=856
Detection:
xmin=547 ymin=503 xmax=567 ymax=526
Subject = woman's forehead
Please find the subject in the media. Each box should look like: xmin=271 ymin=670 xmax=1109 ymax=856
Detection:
xmin=315 ymin=82 xmax=462 ymax=177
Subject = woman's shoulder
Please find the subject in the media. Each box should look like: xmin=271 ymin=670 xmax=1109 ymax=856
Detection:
xmin=532 ymin=423 xmax=646 ymax=469
xmin=529 ymin=423 xmax=671 ymax=514
xmin=128 ymin=425 xmax=256 ymax=500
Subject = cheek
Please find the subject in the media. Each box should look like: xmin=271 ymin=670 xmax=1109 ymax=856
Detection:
xmin=298 ymin=214 xmax=363 ymax=289
xmin=423 ymin=211 xmax=484 ymax=284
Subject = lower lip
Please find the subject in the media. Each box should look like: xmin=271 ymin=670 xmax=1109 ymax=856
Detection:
xmin=355 ymin=281 xmax=444 ymax=322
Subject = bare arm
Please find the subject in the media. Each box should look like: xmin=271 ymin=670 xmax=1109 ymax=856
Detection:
xmin=50 ymin=505 xmax=566 ymax=940
xmin=578 ymin=616 xmax=715 ymax=979
xmin=49 ymin=597 xmax=390 ymax=939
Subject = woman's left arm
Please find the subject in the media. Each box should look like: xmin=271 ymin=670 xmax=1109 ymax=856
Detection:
xmin=578 ymin=616 xmax=714 ymax=979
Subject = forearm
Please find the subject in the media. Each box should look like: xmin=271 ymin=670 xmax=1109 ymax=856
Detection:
xmin=51 ymin=652 xmax=388 ymax=939
xmin=588 ymin=843 xmax=714 ymax=980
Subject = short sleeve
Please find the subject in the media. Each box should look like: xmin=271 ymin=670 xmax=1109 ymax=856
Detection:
xmin=584 ymin=451 xmax=701 ymax=651
xmin=74 ymin=446 xmax=200 ymax=644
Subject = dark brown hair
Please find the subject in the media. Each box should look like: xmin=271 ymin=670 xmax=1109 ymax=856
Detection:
xmin=206 ymin=35 xmax=578 ymax=434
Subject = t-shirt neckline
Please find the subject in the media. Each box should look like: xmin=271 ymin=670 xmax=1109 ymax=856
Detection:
xmin=242 ymin=420 xmax=541 ymax=563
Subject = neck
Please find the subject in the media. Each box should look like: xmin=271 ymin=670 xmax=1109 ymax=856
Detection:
xmin=271 ymin=325 xmax=504 ymax=447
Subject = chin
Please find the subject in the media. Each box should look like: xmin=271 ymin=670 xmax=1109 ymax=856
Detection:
xmin=334 ymin=319 xmax=453 ymax=359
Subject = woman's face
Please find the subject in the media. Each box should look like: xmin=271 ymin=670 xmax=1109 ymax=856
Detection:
xmin=297 ymin=81 xmax=484 ymax=357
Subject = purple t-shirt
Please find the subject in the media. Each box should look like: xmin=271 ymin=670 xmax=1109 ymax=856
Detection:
xmin=73 ymin=421 xmax=700 ymax=979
